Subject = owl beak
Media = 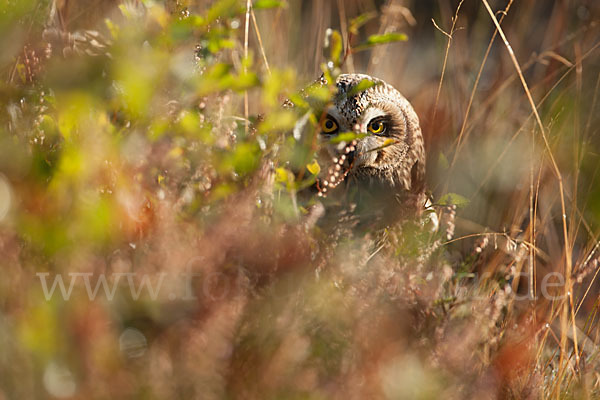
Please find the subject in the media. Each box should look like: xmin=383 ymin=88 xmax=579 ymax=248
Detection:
xmin=352 ymin=136 xmax=379 ymax=169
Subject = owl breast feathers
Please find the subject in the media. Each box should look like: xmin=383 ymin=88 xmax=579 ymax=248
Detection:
xmin=314 ymin=73 xmax=427 ymax=226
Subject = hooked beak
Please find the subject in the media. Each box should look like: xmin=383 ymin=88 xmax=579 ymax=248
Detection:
xmin=352 ymin=136 xmax=380 ymax=169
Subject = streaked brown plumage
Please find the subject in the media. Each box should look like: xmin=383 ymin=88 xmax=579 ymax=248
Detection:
xmin=314 ymin=73 xmax=427 ymax=229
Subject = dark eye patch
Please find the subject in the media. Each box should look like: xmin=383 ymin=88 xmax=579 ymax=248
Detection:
xmin=367 ymin=116 xmax=392 ymax=136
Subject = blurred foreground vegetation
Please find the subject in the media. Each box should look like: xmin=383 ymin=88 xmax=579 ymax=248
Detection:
xmin=1 ymin=0 xmax=600 ymax=398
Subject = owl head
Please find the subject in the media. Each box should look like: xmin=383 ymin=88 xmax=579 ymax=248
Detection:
xmin=316 ymin=73 xmax=425 ymax=195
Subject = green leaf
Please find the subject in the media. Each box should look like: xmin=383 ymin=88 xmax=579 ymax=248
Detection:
xmin=227 ymin=72 xmax=261 ymax=92
xmin=207 ymin=0 xmax=241 ymax=23
xmin=253 ymin=0 xmax=286 ymax=9
xmin=258 ymin=110 xmax=297 ymax=134
xmin=211 ymin=183 xmax=235 ymax=201
xmin=118 ymin=4 xmax=136 ymax=19
xmin=329 ymin=132 xmax=367 ymax=144
xmin=306 ymin=160 xmax=320 ymax=175
xmin=286 ymin=93 xmax=309 ymax=109
xmin=438 ymin=152 xmax=449 ymax=170
xmin=38 ymin=115 xmax=59 ymax=138
xmin=365 ymin=32 xmax=408 ymax=45
xmin=207 ymin=37 xmax=235 ymax=53
xmin=262 ymin=69 xmax=296 ymax=109
xmin=438 ymin=193 xmax=470 ymax=208
xmin=362 ymin=138 xmax=398 ymax=153
xmin=347 ymin=79 xmax=378 ymax=97
xmin=354 ymin=32 xmax=408 ymax=51
xmin=380 ymin=138 xmax=396 ymax=147
xmin=105 ymin=18 xmax=120 ymax=39
xmin=306 ymin=85 xmax=332 ymax=104
xmin=348 ymin=12 xmax=376 ymax=35
xmin=325 ymin=29 xmax=343 ymax=67
xmin=230 ymin=142 xmax=261 ymax=175
xmin=275 ymin=167 xmax=295 ymax=185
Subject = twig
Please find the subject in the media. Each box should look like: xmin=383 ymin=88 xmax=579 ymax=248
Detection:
xmin=243 ymin=0 xmax=251 ymax=134
xmin=481 ymin=0 xmax=579 ymax=374
xmin=336 ymin=0 xmax=354 ymax=73
xmin=431 ymin=0 xmax=465 ymax=126
xmin=250 ymin=8 xmax=271 ymax=75
xmin=450 ymin=0 xmax=514 ymax=169
xmin=470 ymin=39 xmax=600 ymax=200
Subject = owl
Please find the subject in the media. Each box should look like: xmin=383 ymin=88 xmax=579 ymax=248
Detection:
xmin=311 ymin=73 xmax=427 ymax=229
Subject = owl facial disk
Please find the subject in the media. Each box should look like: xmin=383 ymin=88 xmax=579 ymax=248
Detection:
xmin=319 ymin=97 xmax=408 ymax=172
xmin=352 ymin=109 xmax=406 ymax=170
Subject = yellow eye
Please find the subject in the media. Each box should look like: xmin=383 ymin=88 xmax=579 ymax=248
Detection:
xmin=368 ymin=120 xmax=386 ymax=134
xmin=321 ymin=117 xmax=338 ymax=134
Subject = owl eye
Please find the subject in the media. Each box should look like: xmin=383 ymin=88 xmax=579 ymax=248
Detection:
xmin=321 ymin=117 xmax=339 ymax=134
xmin=367 ymin=119 xmax=386 ymax=135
